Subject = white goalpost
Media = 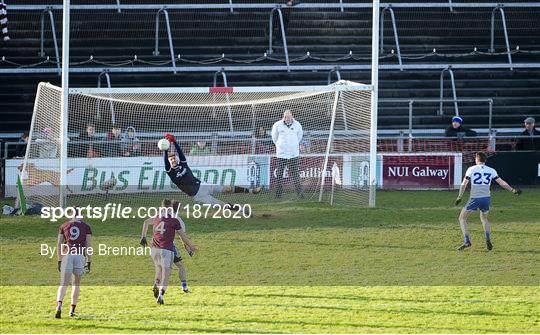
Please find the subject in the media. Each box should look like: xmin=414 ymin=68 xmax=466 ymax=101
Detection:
xmin=370 ymin=0 xmax=380 ymax=208
xmin=59 ymin=0 xmax=70 ymax=208
xmin=18 ymin=0 xmax=380 ymax=209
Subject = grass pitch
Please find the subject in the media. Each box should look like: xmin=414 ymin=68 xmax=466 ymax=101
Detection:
xmin=0 ymin=190 xmax=539 ymax=333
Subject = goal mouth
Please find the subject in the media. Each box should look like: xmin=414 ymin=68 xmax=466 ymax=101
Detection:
xmin=17 ymin=80 xmax=375 ymax=209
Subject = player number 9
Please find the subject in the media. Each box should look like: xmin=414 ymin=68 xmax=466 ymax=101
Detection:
xmin=69 ymin=226 xmax=80 ymax=240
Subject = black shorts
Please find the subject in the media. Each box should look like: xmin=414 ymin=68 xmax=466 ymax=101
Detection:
xmin=172 ymin=245 xmax=182 ymax=263
xmin=177 ymin=168 xmax=201 ymax=197
xmin=178 ymin=178 xmax=201 ymax=197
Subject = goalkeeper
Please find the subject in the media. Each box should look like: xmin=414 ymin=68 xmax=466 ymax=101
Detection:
xmin=162 ymin=133 xmax=261 ymax=205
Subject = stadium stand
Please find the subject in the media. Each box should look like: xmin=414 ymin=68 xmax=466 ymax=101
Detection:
xmin=1 ymin=1 xmax=539 ymax=153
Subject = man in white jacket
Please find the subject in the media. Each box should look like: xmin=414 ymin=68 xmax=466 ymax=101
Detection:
xmin=271 ymin=109 xmax=304 ymax=199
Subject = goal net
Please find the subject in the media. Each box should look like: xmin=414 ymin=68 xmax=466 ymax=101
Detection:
xmin=20 ymin=81 xmax=374 ymax=210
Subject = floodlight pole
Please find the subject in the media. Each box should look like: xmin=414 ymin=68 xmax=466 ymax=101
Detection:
xmin=60 ymin=0 xmax=70 ymax=208
xmin=369 ymin=0 xmax=380 ymax=208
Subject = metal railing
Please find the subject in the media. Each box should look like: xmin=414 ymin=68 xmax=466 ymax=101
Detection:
xmin=5 ymin=2 xmax=536 ymax=75
xmin=439 ymin=66 xmax=458 ymax=116
xmin=9 ymin=3 xmax=540 ymax=11
xmin=97 ymin=70 xmax=116 ymax=125
xmin=4 ymin=134 xmax=539 ymax=159
xmin=380 ymin=98 xmax=495 ymax=151
xmin=2 ymin=62 xmax=540 ymax=75
xmin=39 ymin=7 xmax=61 ymax=74
xmin=153 ymin=7 xmax=177 ymax=74
xmin=327 ymin=67 xmax=342 ymax=84
xmin=267 ymin=8 xmax=291 ymax=72
xmin=380 ymin=5 xmax=403 ymax=71
xmin=490 ymin=5 xmax=513 ymax=70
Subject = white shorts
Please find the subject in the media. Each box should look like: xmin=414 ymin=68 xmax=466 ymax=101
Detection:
xmin=193 ymin=183 xmax=224 ymax=205
xmin=61 ymin=254 xmax=86 ymax=276
xmin=151 ymin=247 xmax=174 ymax=269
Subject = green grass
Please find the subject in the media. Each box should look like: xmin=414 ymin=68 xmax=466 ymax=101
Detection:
xmin=0 ymin=190 xmax=539 ymax=333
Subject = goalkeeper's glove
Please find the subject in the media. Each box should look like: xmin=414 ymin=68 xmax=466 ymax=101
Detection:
xmin=58 ymin=260 xmax=62 ymax=272
xmin=164 ymin=133 xmax=176 ymax=143
xmin=140 ymin=237 xmax=147 ymax=247
xmin=85 ymin=262 xmax=91 ymax=273
xmin=512 ymin=188 xmax=522 ymax=195
xmin=454 ymin=197 xmax=462 ymax=206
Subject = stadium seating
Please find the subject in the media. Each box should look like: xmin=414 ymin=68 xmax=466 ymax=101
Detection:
xmin=1 ymin=2 xmax=539 ymax=135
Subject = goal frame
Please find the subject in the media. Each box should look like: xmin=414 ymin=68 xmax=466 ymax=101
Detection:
xmin=48 ymin=81 xmax=378 ymax=207
xmin=53 ymin=0 xmax=380 ymax=208
xmin=69 ymin=83 xmax=373 ymax=95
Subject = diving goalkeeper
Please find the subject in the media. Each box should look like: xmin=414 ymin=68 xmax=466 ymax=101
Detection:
xmin=162 ymin=133 xmax=261 ymax=205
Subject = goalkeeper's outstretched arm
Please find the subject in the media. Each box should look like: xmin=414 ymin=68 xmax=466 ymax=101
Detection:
xmin=163 ymin=148 xmax=171 ymax=171
xmin=163 ymin=133 xmax=187 ymax=166
xmin=172 ymin=141 xmax=187 ymax=163
xmin=495 ymin=178 xmax=522 ymax=195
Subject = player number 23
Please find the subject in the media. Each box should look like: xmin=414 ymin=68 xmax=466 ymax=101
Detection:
xmin=472 ymin=172 xmax=491 ymax=185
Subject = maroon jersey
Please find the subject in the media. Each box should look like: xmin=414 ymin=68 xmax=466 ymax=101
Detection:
xmin=151 ymin=217 xmax=181 ymax=252
xmin=59 ymin=220 xmax=92 ymax=254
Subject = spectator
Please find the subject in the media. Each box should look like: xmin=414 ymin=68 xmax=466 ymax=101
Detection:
xmin=14 ymin=131 xmax=29 ymax=158
xmin=445 ymin=116 xmax=477 ymax=138
xmin=255 ymin=126 xmax=272 ymax=154
xmin=516 ymin=117 xmax=540 ymax=151
xmin=189 ymin=141 xmax=210 ymax=156
xmin=299 ymin=134 xmax=311 ymax=154
xmin=36 ymin=127 xmax=58 ymax=158
xmin=271 ymin=109 xmax=304 ymax=199
xmin=1 ymin=1 xmax=10 ymax=41
xmin=122 ymin=126 xmax=141 ymax=156
xmin=105 ymin=125 xmax=123 ymax=157
xmin=79 ymin=123 xmax=101 ymax=158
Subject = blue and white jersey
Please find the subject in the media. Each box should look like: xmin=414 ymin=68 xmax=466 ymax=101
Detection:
xmin=465 ymin=164 xmax=499 ymax=198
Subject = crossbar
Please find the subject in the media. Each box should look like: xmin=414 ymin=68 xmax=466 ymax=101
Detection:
xmin=69 ymin=82 xmax=372 ymax=95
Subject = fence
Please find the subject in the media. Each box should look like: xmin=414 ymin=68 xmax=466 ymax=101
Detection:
xmin=3 ymin=133 xmax=539 ymax=159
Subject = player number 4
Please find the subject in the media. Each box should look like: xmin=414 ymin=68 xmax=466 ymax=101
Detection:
xmin=154 ymin=221 xmax=166 ymax=235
